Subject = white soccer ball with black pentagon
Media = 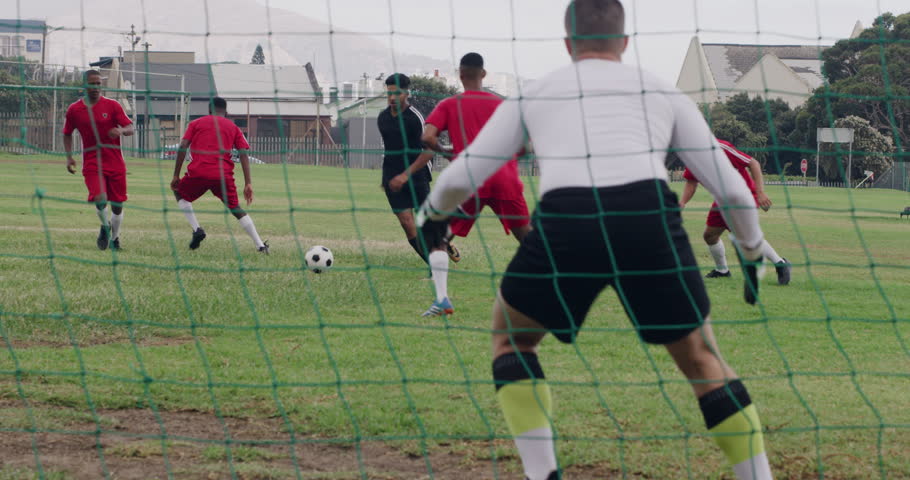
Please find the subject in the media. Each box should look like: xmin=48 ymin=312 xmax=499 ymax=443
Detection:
xmin=305 ymin=245 xmax=334 ymax=273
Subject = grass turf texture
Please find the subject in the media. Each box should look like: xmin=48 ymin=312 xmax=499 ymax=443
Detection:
xmin=0 ymin=154 xmax=908 ymax=479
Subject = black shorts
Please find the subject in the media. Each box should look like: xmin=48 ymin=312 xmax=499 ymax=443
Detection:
xmin=500 ymin=180 xmax=710 ymax=345
xmin=384 ymin=179 xmax=430 ymax=213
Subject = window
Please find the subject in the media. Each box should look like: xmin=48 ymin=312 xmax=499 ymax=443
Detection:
xmin=256 ymin=118 xmax=290 ymax=137
xmin=10 ymin=36 xmax=24 ymax=57
xmin=0 ymin=36 xmax=10 ymax=57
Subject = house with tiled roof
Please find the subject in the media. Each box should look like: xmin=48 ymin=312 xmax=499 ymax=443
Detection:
xmin=675 ymin=23 xmax=863 ymax=108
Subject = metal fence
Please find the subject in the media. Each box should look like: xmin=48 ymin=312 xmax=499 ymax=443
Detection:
xmin=0 ymin=113 xmax=903 ymax=189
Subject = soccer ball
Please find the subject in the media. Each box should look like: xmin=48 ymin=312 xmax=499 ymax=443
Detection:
xmin=305 ymin=245 xmax=334 ymax=273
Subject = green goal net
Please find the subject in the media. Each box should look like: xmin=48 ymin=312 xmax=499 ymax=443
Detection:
xmin=0 ymin=2 xmax=908 ymax=479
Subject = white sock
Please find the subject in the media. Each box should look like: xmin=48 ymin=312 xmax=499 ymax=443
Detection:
xmin=96 ymin=206 xmax=110 ymax=227
xmin=708 ymin=240 xmax=729 ymax=273
xmin=761 ymin=240 xmax=783 ymax=264
xmin=515 ymin=427 xmax=558 ymax=480
xmin=177 ymin=199 xmax=200 ymax=231
xmin=238 ymin=215 xmax=264 ymax=248
xmin=110 ymin=212 xmax=123 ymax=241
xmin=733 ymin=452 xmax=773 ymax=480
xmin=429 ymin=250 xmax=449 ymax=302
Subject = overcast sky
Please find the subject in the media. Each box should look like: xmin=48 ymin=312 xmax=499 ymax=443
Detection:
xmin=256 ymin=0 xmax=908 ymax=83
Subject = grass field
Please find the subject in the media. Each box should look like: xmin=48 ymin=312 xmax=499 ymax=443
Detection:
xmin=0 ymin=153 xmax=908 ymax=479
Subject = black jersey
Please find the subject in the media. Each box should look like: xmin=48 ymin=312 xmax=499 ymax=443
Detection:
xmin=377 ymin=105 xmax=432 ymax=184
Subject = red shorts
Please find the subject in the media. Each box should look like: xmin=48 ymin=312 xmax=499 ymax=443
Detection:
xmin=705 ymin=196 xmax=759 ymax=230
xmin=177 ymin=174 xmax=239 ymax=209
xmin=450 ymin=196 xmax=531 ymax=237
xmin=83 ymin=170 xmax=127 ymax=204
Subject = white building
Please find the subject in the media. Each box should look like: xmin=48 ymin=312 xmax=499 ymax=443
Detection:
xmin=0 ymin=19 xmax=45 ymax=62
xmin=676 ymin=23 xmax=865 ymax=108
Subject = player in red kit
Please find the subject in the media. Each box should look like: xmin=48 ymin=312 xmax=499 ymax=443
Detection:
xmin=389 ymin=53 xmax=531 ymax=316
xmin=63 ymin=69 xmax=135 ymax=250
xmin=170 ymin=97 xmax=269 ymax=254
xmin=679 ymin=139 xmax=791 ymax=285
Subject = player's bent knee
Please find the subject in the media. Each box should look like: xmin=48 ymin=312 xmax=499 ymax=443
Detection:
xmin=703 ymin=229 xmax=722 ymax=245
xmin=492 ymin=294 xmax=546 ymax=356
xmin=232 ymin=209 xmax=247 ymax=220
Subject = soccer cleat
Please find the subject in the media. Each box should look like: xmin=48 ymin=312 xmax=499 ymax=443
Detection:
xmin=421 ymin=297 xmax=454 ymax=317
xmin=705 ymin=269 xmax=732 ymax=278
xmin=446 ymin=242 xmax=461 ymax=263
xmin=110 ymin=238 xmax=121 ymax=250
xmin=740 ymin=255 xmax=764 ymax=305
xmin=189 ymin=227 xmax=207 ymax=250
xmin=775 ymin=258 xmax=792 ymax=286
xmin=257 ymin=241 xmax=270 ymax=255
xmin=527 ymin=472 xmax=561 ymax=480
xmin=96 ymin=226 xmax=109 ymax=250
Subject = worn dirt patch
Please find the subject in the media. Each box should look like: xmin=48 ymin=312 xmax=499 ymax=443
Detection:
xmin=0 ymin=402 xmax=624 ymax=479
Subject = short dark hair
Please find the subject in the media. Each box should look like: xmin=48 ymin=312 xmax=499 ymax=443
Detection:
xmin=564 ymin=0 xmax=626 ymax=53
xmin=385 ymin=73 xmax=410 ymax=90
xmin=459 ymin=52 xmax=484 ymax=69
xmin=459 ymin=52 xmax=485 ymax=79
xmin=83 ymin=69 xmax=102 ymax=83
xmin=211 ymin=96 xmax=227 ymax=111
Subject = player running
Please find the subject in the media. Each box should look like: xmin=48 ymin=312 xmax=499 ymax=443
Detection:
xmin=377 ymin=73 xmax=436 ymax=263
xmin=170 ymin=97 xmax=268 ymax=254
xmin=389 ymin=52 xmax=532 ymax=317
xmin=63 ymin=69 xmax=135 ymax=250
xmin=679 ymin=139 xmax=791 ymax=285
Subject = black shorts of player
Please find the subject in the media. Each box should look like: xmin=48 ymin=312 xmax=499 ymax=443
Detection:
xmin=384 ymin=178 xmax=430 ymax=213
xmin=499 ymin=179 xmax=710 ymax=345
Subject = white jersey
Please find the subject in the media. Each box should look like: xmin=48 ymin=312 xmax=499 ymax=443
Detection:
xmin=427 ymin=58 xmax=763 ymax=253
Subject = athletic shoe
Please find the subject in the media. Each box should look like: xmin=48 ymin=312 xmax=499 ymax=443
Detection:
xmin=110 ymin=238 xmax=121 ymax=251
xmin=96 ymin=226 xmax=109 ymax=250
xmin=527 ymin=472 xmax=561 ymax=480
xmin=189 ymin=227 xmax=206 ymax=250
xmin=775 ymin=258 xmax=792 ymax=285
xmin=740 ymin=255 xmax=763 ymax=305
xmin=446 ymin=243 xmax=461 ymax=263
xmin=705 ymin=269 xmax=732 ymax=278
xmin=257 ymin=241 xmax=270 ymax=255
xmin=421 ymin=297 xmax=454 ymax=317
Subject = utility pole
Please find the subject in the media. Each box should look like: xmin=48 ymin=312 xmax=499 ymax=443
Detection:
xmin=142 ymin=40 xmax=152 ymax=157
xmin=125 ymin=25 xmax=140 ymax=127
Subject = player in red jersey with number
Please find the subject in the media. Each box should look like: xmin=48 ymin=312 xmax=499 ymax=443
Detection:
xmin=170 ymin=97 xmax=269 ymax=254
xmin=63 ymin=69 xmax=135 ymax=250
xmin=389 ymin=53 xmax=532 ymax=316
xmin=679 ymin=139 xmax=791 ymax=285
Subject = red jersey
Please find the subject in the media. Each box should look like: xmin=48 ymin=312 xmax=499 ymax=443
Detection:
xmin=426 ymin=91 xmax=524 ymax=200
xmin=683 ymin=139 xmax=756 ymax=193
xmin=183 ymin=115 xmax=250 ymax=178
xmin=62 ymin=96 xmax=132 ymax=173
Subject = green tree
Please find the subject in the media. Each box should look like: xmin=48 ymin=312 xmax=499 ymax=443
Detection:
xmin=817 ymin=115 xmax=895 ymax=182
xmin=408 ymin=76 xmax=459 ymax=118
xmin=250 ymin=44 xmax=265 ymax=65
xmin=811 ymin=11 xmax=910 ymax=148
xmin=703 ymin=103 xmax=769 ymax=166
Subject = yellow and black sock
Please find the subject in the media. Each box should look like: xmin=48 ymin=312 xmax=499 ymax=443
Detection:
xmin=493 ymin=352 xmax=558 ymax=480
xmin=698 ymin=380 xmax=772 ymax=480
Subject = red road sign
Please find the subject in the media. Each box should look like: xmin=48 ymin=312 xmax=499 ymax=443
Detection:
xmin=800 ymin=158 xmax=808 ymax=174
